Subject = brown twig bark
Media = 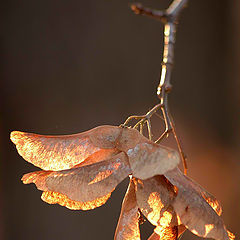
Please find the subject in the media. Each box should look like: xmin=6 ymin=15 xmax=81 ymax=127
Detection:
xmin=124 ymin=0 xmax=188 ymax=174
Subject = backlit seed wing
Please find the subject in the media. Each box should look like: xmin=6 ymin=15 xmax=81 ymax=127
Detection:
xmin=165 ymin=167 xmax=222 ymax=215
xmin=148 ymin=232 xmax=159 ymax=240
xmin=148 ymin=225 xmax=186 ymax=240
xmin=165 ymin=168 xmax=232 ymax=240
xmin=114 ymin=178 xmax=140 ymax=240
xmin=148 ymin=226 xmax=178 ymax=240
xmin=22 ymin=152 xmax=131 ymax=205
xmin=134 ymin=176 xmax=177 ymax=227
xmin=41 ymin=191 xmax=111 ymax=210
xmin=127 ymin=143 xmax=180 ymax=180
xmin=176 ymin=225 xmax=186 ymax=238
xmin=10 ymin=125 xmax=121 ymax=171
xmin=184 ymin=173 xmax=222 ymax=215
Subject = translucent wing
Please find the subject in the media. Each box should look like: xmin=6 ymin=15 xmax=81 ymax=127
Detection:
xmin=148 ymin=226 xmax=178 ymax=240
xmin=22 ymin=152 xmax=131 ymax=208
xmin=165 ymin=168 xmax=231 ymax=239
xmin=148 ymin=225 xmax=186 ymax=240
xmin=10 ymin=125 xmax=121 ymax=171
xmin=148 ymin=232 xmax=159 ymax=240
xmin=41 ymin=191 xmax=111 ymax=210
xmin=127 ymin=143 xmax=180 ymax=180
xmin=134 ymin=176 xmax=177 ymax=227
xmin=185 ymin=173 xmax=222 ymax=215
xmin=165 ymin=167 xmax=222 ymax=215
xmin=114 ymin=178 xmax=140 ymax=240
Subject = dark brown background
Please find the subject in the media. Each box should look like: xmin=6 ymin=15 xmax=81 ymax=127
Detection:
xmin=1 ymin=0 xmax=239 ymax=239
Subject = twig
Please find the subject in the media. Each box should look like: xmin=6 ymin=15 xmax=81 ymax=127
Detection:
xmin=122 ymin=104 xmax=163 ymax=140
xmin=130 ymin=3 xmax=167 ymax=23
xmin=123 ymin=103 xmax=162 ymax=127
xmin=157 ymin=0 xmax=188 ymax=175
xmin=125 ymin=0 xmax=188 ymax=174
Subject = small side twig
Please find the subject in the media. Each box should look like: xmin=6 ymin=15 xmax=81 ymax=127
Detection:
xmin=130 ymin=3 xmax=167 ymax=23
xmin=128 ymin=0 xmax=188 ymax=175
xmin=122 ymin=103 xmax=163 ymax=138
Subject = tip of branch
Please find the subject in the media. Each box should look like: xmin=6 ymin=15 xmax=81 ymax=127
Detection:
xmin=130 ymin=2 xmax=167 ymax=23
xmin=130 ymin=0 xmax=187 ymax=24
xmin=130 ymin=3 xmax=143 ymax=15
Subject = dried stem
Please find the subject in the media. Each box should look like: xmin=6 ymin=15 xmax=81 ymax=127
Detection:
xmin=130 ymin=3 xmax=167 ymax=22
xmin=122 ymin=103 xmax=162 ymax=139
xmin=124 ymin=0 xmax=188 ymax=175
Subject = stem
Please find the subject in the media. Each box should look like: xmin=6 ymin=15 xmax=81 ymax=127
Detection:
xmin=130 ymin=0 xmax=188 ymax=174
xmin=131 ymin=3 xmax=167 ymax=22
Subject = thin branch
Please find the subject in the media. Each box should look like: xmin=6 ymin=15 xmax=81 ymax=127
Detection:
xmin=167 ymin=0 xmax=188 ymax=19
xmin=129 ymin=0 xmax=188 ymax=174
xmin=123 ymin=103 xmax=162 ymax=127
xmin=172 ymin=124 xmax=188 ymax=175
xmin=155 ymin=130 xmax=170 ymax=143
xmin=146 ymin=119 xmax=153 ymax=141
xmin=157 ymin=0 xmax=188 ymax=174
xmin=130 ymin=3 xmax=167 ymax=23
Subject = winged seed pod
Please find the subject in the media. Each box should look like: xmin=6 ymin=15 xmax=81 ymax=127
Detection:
xmin=115 ymin=172 xmax=234 ymax=240
xmin=10 ymin=125 xmax=234 ymax=239
xmin=10 ymin=125 xmax=179 ymax=209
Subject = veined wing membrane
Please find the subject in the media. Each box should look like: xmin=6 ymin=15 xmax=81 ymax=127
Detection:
xmin=22 ymin=152 xmax=131 ymax=206
xmin=114 ymin=178 xmax=140 ymax=240
xmin=10 ymin=126 xmax=121 ymax=171
xmin=165 ymin=168 xmax=230 ymax=239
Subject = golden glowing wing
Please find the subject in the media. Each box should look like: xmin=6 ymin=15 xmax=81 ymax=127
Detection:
xmin=114 ymin=178 xmax=140 ymax=240
xmin=10 ymin=125 xmax=121 ymax=171
xmin=22 ymin=152 xmax=131 ymax=208
xmin=148 ymin=232 xmax=160 ymax=240
xmin=127 ymin=143 xmax=180 ymax=180
xmin=185 ymin=174 xmax=222 ymax=216
xmin=148 ymin=225 xmax=186 ymax=240
xmin=166 ymin=167 xmax=222 ymax=216
xmin=176 ymin=225 xmax=186 ymax=238
xmin=148 ymin=226 xmax=178 ymax=240
xmin=133 ymin=176 xmax=177 ymax=228
xmin=41 ymin=191 xmax=111 ymax=210
xmin=165 ymin=168 xmax=231 ymax=239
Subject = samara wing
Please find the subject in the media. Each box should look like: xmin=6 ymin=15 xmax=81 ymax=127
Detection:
xmin=127 ymin=143 xmax=180 ymax=180
xmin=10 ymin=125 xmax=121 ymax=171
xmin=165 ymin=168 xmax=232 ymax=240
xmin=148 ymin=225 xmax=186 ymax=240
xmin=114 ymin=177 xmax=140 ymax=240
xmin=22 ymin=152 xmax=131 ymax=209
xmin=133 ymin=176 xmax=177 ymax=227
xmin=165 ymin=167 xmax=222 ymax=215
xmin=184 ymin=173 xmax=222 ymax=215
xmin=148 ymin=226 xmax=178 ymax=240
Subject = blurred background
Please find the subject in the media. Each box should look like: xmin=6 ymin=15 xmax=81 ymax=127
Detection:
xmin=1 ymin=0 xmax=239 ymax=239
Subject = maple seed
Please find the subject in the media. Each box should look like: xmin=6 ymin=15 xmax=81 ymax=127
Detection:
xmin=115 ymin=171 xmax=234 ymax=240
xmin=10 ymin=125 xmax=235 ymax=239
xmin=10 ymin=125 xmax=179 ymax=208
